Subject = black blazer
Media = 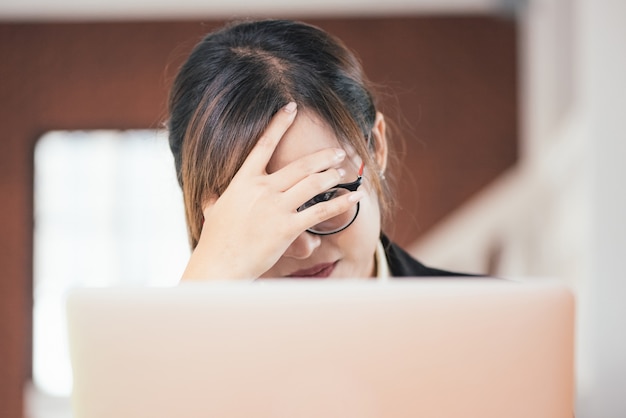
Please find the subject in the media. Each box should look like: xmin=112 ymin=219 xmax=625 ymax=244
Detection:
xmin=381 ymin=234 xmax=476 ymax=278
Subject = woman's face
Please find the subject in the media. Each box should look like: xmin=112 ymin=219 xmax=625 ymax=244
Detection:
xmin=260 ymin=110 xmax=387 ymax=279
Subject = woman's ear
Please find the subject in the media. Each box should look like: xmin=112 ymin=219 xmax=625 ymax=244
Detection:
xmin=372 ymin=112 xmax=388 ymax=174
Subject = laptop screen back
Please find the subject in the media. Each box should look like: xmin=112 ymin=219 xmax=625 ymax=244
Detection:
xmin=67 ymin=280 xmax=574 ymax=418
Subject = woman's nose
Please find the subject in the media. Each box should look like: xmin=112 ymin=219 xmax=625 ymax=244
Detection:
xmin=283 ymin=232 xmax=321 ymax=259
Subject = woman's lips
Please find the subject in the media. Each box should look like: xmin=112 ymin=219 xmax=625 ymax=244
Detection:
xmin=287 ymin=262 xmax=337 ymax=278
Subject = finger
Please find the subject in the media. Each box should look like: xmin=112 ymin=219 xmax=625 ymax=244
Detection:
xmin=270 ymin=147 xmax=346 ymax=191
xmin=283 ymin=168 xmax=347 ymax=206
xmin=239 ymin=102 xmax=298 ymax=174
xmin=291 ymin=190 xmax=365 ymax=232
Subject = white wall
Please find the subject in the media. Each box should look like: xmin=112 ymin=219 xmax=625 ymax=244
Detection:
xmin=578 ymin=0 xmax=626 ymax=416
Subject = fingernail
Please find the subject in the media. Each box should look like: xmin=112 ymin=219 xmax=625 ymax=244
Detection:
xmin=348 ymin=191 xmax=365 ymax=202
xmin=335 ymin=149 xmax=346 ymax=160
xmin=284 ymin=102 xmax=297 ymax=113
xmin=337 ymin=168 xmax=346 ymax=178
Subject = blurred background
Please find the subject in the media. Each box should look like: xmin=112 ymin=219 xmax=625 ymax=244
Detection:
xmin=0 ymin=0 xmax=624 ymax=417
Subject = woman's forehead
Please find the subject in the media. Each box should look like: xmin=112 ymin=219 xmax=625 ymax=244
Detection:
xmin=266 ymin=110 xmax=358 ymax=173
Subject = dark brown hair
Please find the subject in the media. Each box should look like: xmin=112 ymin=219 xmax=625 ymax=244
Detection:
xmin=168 ymin=19 xmax=389 ymax=248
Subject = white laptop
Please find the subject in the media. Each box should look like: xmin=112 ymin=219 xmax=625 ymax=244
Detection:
xmin=66 ymin=279 xmax=575 ymax=418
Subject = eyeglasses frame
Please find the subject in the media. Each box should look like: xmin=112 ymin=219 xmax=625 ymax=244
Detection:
xmin=305 ymin=160 xmax=365 ymax=236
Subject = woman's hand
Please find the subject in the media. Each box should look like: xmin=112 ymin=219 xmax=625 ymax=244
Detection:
xmin=181 ymin=102 xmax=365 ymax=281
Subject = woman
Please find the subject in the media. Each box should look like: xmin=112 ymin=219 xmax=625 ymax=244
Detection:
xmin=168 ymin=19 xmax=467 ymax=280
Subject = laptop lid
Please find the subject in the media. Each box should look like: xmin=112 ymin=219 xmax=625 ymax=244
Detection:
xmin=67 ymin=279 xmax=574 ymax=418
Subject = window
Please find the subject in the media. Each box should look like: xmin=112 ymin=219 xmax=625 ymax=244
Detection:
xmin=33 ymin=130 xmax=189 ymax=398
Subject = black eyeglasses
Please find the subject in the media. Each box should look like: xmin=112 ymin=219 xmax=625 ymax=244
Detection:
xmin=297 ymin=161 xmax=364 ymax=235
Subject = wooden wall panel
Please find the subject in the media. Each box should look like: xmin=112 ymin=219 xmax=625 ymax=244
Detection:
xmin=0 ymin=17 xmax=516 ymax=417
xmin=316 ymin=18 xmax=518 ymax=242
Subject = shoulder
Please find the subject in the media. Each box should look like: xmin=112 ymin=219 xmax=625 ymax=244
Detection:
xmin=381 ymin=234 xmax=477 ymax=278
